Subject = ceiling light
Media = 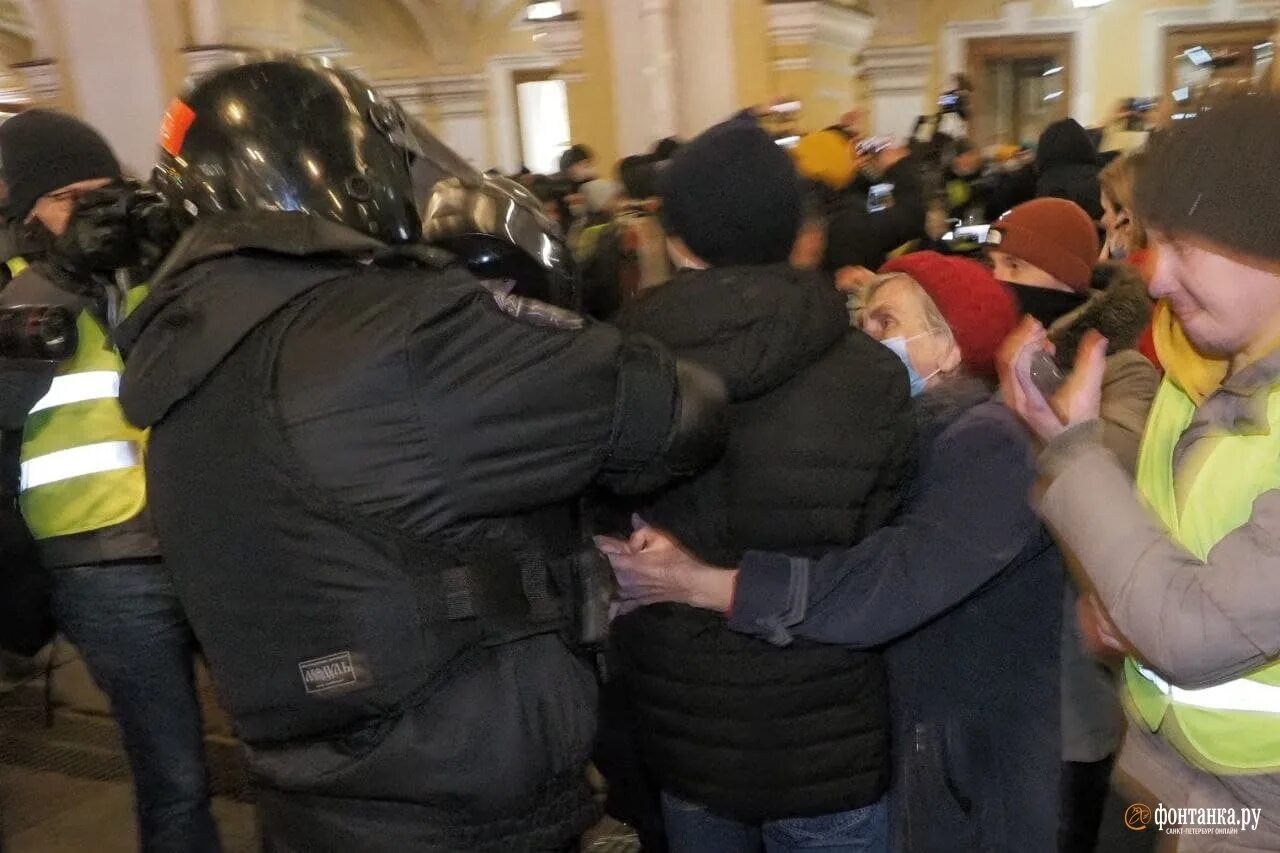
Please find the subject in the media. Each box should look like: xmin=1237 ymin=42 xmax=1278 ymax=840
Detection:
xmin=1185 ymin=46 xmax=1213 ymax=66
xmin=527 ymin=1 xmax=563 ymax=20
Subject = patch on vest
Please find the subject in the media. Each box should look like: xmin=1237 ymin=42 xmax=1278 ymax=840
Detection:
xmin=490 ymin=291 xmax=584 ymax=330
xmin=298 ymin=651 xmax=363 ymax=695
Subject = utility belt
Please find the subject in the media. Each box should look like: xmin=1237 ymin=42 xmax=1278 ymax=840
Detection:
xmin=252 ymin=277 xmax=619 ymax=673
xmin=412 ymin=538 xmax=616 ymax=653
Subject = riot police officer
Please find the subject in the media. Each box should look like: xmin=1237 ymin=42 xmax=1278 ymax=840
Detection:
xmin=114 ymin=58 xmax=725 ymax=852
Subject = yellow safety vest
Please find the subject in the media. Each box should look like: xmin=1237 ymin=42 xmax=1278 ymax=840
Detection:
xmin=17 ymin=262 xmax=150 ymax=541
xmin=1129 ymin=377 xmax=1280 ymax=773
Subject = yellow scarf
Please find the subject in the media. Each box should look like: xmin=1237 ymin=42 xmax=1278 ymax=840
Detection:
xmin=1151 ymin=300 xmax=1229 ymax=406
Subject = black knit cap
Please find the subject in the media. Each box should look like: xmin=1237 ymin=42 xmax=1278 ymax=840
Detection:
xmin=1135 ymin=93 xmax=1280 ymax=263
xmin=660 ymin=117 xmax=801 ymax=267
xmin=0 ymin=110 xmax=121 ymax=220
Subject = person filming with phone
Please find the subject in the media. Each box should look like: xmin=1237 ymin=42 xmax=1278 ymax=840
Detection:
xmin=999 ymin=93 xmax=1280 ymax=850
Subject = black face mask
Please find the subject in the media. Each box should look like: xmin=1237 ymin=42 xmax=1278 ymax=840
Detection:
xmin=1005 ymin=282 xmax=1088 ymax=327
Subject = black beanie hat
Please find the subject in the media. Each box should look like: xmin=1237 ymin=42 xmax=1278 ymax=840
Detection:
xmin=559 ymin=144 xmax=594 ymax=174
xmin=660 ymin=118 xmax=801 ymax=267
xmin=0 ymin=110 xmax=121 ymax=220
xmin=1135 ymin=94 xmax=1280 ymax=263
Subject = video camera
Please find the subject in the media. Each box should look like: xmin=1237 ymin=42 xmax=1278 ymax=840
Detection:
xmin=50 ymin=182 xmax=180 ymax=284
xmin=938 ymin=90 xmax=970 ymax=120
xmin=0 ymin=305 xmax=78 ymax=361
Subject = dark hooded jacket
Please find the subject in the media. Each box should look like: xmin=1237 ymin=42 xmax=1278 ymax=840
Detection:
xmin=825 ymin=157 xmax=927 ymax=272
xmin=113 ymin=212 xmax=724 ymax=853
xmin=1036 ymin=119 xmax=1104 ymax=221
xmin=728 ymin=380 xmax=1065 ymax=852
xmin=610 ymin=264 xmax=915 ymax=822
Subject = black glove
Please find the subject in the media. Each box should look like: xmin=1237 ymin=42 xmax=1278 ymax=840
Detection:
xmin=49 ymin=184 xmax=137 ymax=281
xmin=126 ymin=187 xmax=181 ymax=275
xmin=49 ymin=183 xmax=179 ymax=284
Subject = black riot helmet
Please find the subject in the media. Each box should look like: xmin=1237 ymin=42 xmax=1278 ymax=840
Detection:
xmin=424 ymin=172 xmax=580 ymax=309
xmin=153 ymin=56 xmax=482 ymax=245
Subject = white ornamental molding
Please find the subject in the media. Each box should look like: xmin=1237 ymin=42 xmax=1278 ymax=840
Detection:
xmin=768 ymin=1 xmax=874 ymax=53
xmin=858 ymin=44 xmax=933 ymax=95
xmin=942 ymin=2 xmax=1095 ymax=125
xmin=1140 ymin=0 xmax=1279 ymax=94
xmin=772 ymin=56 xmax=812 ymax=72
xmin=10 ymin=58 xmax=58 ymax=101
xmin=377 ymin=74 xmax=487 ymax=118
xmin=530 ymin=18 xmax=584 ymax=59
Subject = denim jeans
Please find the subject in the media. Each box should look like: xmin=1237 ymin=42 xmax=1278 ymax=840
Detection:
xmin=51 ymin=562 xmax=220 ymax=853
xmin=661 ymin=792 xmax=889 ymax=853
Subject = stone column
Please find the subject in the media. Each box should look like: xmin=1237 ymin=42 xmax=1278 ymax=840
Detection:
xmin=859 ymin=44 xmax=934 ymax=140
xmin=49 ymin=0 xmax=170 ymax=174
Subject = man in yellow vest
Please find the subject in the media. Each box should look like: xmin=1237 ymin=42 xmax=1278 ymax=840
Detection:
xmin=0 ymin=111 xmax=219 ymax=852
xmin=1000 ymin=93 xmax=1280 ymax=849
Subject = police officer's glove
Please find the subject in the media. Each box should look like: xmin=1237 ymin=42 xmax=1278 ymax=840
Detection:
xmin=48 ymin=184 xmax=139 ymax=284
xmin=125 ymin=187 xmax=181 ymax=278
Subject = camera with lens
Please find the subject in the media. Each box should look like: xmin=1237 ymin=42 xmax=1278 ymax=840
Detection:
xmin=0 ymin=305 xmax=78 ymax=361
xmin=937 ymin=74 xmax=973 ymax=121
xmin=50 ymin=182 xmax=180 ymax=283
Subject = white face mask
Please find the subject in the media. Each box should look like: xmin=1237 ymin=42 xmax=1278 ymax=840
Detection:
xmin=879 ymin=332 xmax=941 ymax=396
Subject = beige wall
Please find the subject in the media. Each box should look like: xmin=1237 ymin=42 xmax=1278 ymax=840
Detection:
xmin=867 ymin=0 xmax=1272 ymax=140
xmin=9 ymin=0 xmax=1275 ymax=170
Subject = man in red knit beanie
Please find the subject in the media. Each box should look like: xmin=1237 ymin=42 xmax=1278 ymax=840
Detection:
xmin=988 ymin=195 xmax=1159 ymax=852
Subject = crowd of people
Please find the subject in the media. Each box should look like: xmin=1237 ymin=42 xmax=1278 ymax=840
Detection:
xmin=0 ymin=51 xmax=1278 ymax=853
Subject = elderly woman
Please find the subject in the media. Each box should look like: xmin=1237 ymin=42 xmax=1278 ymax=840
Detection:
xmin=601 ymin=252 xmax=1066 ymax=852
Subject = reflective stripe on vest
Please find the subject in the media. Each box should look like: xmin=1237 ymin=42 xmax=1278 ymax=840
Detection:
xmin=19 ymin=286 xmax=150 ymax=541
xmin=1134 ymin=663 xmax=1280 ymax=714
xmin=29 ymin=371 xmax=122 ymax=414
xmin=20 ymin=440 xmax=141 ymax=490
xmin=1130 ymin=377 xmax=1280 ymax=772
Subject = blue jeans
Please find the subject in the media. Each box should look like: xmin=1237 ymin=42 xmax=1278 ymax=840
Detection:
xmin=661 ymin=792 xmax=889 ymax=853
xmin=52 ymin=562 xmax=220 ymax=853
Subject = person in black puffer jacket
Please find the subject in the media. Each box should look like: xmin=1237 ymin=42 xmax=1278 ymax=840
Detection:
xmin=1035 ymin=119 xmax=1104 ymax=221
xmin=610 ymin=117 xmax=915 ymax=851
xmin=825 ymin=143 xmax=928 ymax=274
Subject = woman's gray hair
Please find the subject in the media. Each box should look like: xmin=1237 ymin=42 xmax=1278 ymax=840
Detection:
xmin=853 ymin=273 xmax=959 ymax=354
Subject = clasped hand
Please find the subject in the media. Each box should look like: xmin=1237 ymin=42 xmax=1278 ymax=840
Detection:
xmin=595 ymin=517 xmax=737 ymax=616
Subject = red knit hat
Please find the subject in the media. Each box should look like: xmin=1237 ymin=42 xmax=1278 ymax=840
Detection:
xmin=880 ymin=251 xmax=1020 ymax=379
xmin=986 ymin=198 xmax=1099 ymax=293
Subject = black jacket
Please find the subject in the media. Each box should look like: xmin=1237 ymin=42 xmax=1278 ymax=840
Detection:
xmin=1035 ymin=119 xmax=1103 ymax=220
xmin=730 ymin=381 xmax=1064 ymax=852
xmin=984 ymin=163 xmax=1038 ymax=222
xmin=115 ymin=213 xmax=724 ymax=853
xmin=825 ymin=158 xmax=927 ymax=272
xmin=611 ymin=265 xmax=915 ymax=822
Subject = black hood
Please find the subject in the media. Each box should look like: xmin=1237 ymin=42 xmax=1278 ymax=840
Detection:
xmin=116 ymin=211 xmax=404 ymax=429
xmin=1036 ymin=119 xmax=1098 ymax=170
xmin=615 ymin=264 xmax=850 ymax=401
xmin=1047 ymin=262 xmax=1153 ymax=367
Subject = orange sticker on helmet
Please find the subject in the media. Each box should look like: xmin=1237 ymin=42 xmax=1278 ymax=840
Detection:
xmin=159 ymin=99 xmax=196 ymax=157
